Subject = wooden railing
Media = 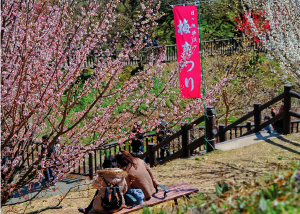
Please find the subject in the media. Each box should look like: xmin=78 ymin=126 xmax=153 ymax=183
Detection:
xmin=22 ymin=85 xmax=300 ymax=180
xmin=78 ymin=85 xmax=299 ymax=179
xmin=84 ymin=37 xmax=265 ymax=68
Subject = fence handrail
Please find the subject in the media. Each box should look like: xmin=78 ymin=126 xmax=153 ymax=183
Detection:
xmin=94 ymin=133 xmax=157 ymax=151
xmin=289 ymin=110 xmax=300 ymax=119
xmin=82 ymin=36 xmax=263 ymax=69
xmin=222 ymin=111 xmax=255 ymax=133
xmin=20 ymin=86 xmax=300 ymax=180
xmin=259 ymin=112 xmax=284 ymax=131
xmin=82 ymin=85 xmax=300 ymax=179
xmin=152 ymin=115 xmax=205 ymax=153
xmin=258 ymin=93 xmax=284 ymax=111
xmin=94 ymin=86 xmax=299 ymax=154
xmin=290 ymin=91 xmax=300 ymax=99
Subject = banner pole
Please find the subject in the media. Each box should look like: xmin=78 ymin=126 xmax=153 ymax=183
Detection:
xmin=197 ymin=3 xmax=208 ymax=153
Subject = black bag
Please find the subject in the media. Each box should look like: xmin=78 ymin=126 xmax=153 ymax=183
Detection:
xmin=101 ymin=177 xmax=123 ymax=212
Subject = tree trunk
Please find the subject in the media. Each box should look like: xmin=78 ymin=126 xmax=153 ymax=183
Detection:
xmin=1 ymin=190 xmax=10 ymax=204
xmin=222 ymin=90 xmax=230 ymax=126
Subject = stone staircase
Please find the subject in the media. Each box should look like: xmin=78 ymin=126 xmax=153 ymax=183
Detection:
xmin=216 ymin=131 xmax=281 ymax=151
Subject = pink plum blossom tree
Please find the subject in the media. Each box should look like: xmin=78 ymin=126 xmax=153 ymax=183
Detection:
xmin=1 ymin=0 xmax=234 ymax=204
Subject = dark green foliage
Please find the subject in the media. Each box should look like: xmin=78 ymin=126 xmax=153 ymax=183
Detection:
xmin=142 ymin=206 xmax=151 ymax=214
xmin=179 ymin=100 xmax=186 ymax=109
xmin=200 ymin=2 xmax=236 ymax=40
xmin=215 ymin=182 xmax=229 ymax=195
xmin=154 ymin=0 xmax=240 ymax=44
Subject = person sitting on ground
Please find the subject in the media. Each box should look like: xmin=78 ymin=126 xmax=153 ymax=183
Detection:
xmin=115 ymin=151 xmax=159 ymax=200
xmin=263 ymin=116 xmax=273 ymax=133
xmin=271 ymin=105 xmax=284 ymax=133
xmin=130 ymin=121 xmax=144 ymax=157
xmin=78 ymin=155 xmax=129 ymax=214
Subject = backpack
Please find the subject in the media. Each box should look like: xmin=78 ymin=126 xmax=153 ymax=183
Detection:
xmin=124 ymin=188 xmax=144 ymax=207
xmin=101 ymin=177 xmax=123 ymax=212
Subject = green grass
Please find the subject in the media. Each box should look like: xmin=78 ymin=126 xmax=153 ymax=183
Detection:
xmin=57 ymin=51 xmax=296 ymax=145
xmin=177 ymin=162 xmax=300 ymax=214
xmin=140 ymin=161 xmax=300 ymax=214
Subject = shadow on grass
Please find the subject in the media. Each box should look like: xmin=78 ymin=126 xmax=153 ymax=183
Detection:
xmin=276 ymin=136 xmax=300 ymax=147
xmin=265 ymin=138 xmax=300 ymax=155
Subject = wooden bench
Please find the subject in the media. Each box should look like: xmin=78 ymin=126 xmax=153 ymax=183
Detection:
xmin=117 ymin=183 xmax=199 ymax=214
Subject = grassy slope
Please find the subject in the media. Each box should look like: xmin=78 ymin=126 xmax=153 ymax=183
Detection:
xmin=70 ymin=53 xmax=294 ymax=144
xmin=3 ymin=133 xmax=300 ymax=214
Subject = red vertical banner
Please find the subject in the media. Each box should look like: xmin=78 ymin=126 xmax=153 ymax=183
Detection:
xmin=173 ymin=5 xmax=201 ymax=98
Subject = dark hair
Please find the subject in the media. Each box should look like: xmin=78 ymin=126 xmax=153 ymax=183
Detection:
xmin=102 ymin=155 xmax=118 ymax=168
xmin=264 ymin=116 xmax=270 ymax=120
xmin=42 ymin=135 xmax=49 ymax=140
xmin=115 ymin=151 xmax=137 ymax=171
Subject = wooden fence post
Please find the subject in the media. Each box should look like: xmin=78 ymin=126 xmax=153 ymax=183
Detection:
xmin=219 ymin=124 xmax=226 ymax=142
xmin=181 ymin=122 xmax=190 ymax=158
xmin=283 ymin=84 xmax=292 ymax=135
xmin=206 ymin=106 xmax=216 ymax=152
xmin=89 ymin=153 xmax=93 ymax=179
xmin=146 ymin=137 xmax=149 ymax=152
xmin=148 ymin=143 xmax=156 ymax=167
xmin=247 ymin=121 xmax=252 ymax=132
xmin=254 ymin=103 xmax=261 ymax=133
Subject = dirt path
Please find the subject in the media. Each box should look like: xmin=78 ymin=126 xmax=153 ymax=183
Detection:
xmin=2 ymin=133 xmax=300 ymax=214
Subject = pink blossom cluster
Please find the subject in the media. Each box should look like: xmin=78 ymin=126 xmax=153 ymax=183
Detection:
xmin=1 ymin=0 xmax=235 ymax=205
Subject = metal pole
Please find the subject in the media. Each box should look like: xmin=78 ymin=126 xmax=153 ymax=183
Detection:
xmin=197 ymin=2 xmax=208 ymax=153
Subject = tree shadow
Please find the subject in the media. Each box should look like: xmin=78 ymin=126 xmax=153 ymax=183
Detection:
xmin=276 ymin=136 xmax=300 ymax=148
xmin=264 ymin=138 xmax=300 ymax=155
xmin=213 ymin=161 xmax=259 ymax=174
xmin=8 ymin=176 xmax=88 ymax=204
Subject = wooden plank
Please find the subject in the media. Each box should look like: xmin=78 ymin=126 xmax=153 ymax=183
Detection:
xmin=187 ymin=136 xmax=205 ymax=151
xmin=152 ymin=130 xmax=183 ymax=152
xmin=241 ymin=128 xmax=255 ymax=137
xmin=139 ymin=151 xmax=149 ymax=160
xmin=158 ymin=149 xmax=183 ymax=166
xmin=289 ymin=110 xmax=300 ymax=119
xmin=116 ymin=183 xmax=199 ymax=214
xmin=158 ymin=136 xmax=205 ymax=166
xmin=289 ymin=91 xmax=300 ymax=100
xmin=258 ymin=93 xmax=284 ymax=111
xmin=223 ymin=110 xmax=254 ymax=133
xmin=259 ymin=112 xmax=284 ymax=130
xmin=186 ymin=115 xmax=205 ymax=130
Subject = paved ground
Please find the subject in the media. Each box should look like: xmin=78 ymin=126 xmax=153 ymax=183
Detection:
xmin=7 ymin=173 xmax=91 ymax=204
xmin=216 ymin=131 xmax=282 ymax=151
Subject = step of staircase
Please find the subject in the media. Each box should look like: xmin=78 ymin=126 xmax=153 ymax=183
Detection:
xmin=215 ymin=131 xmax=282 ymax=151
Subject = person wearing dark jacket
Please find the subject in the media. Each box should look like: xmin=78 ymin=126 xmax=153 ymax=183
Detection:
xmin=130 ymin=122 xmax=144 ymax=157
xmin=156 ymin=114 xmax=171 ymax=159
xmin=271 ymin=105 xmax=284 ymax=133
